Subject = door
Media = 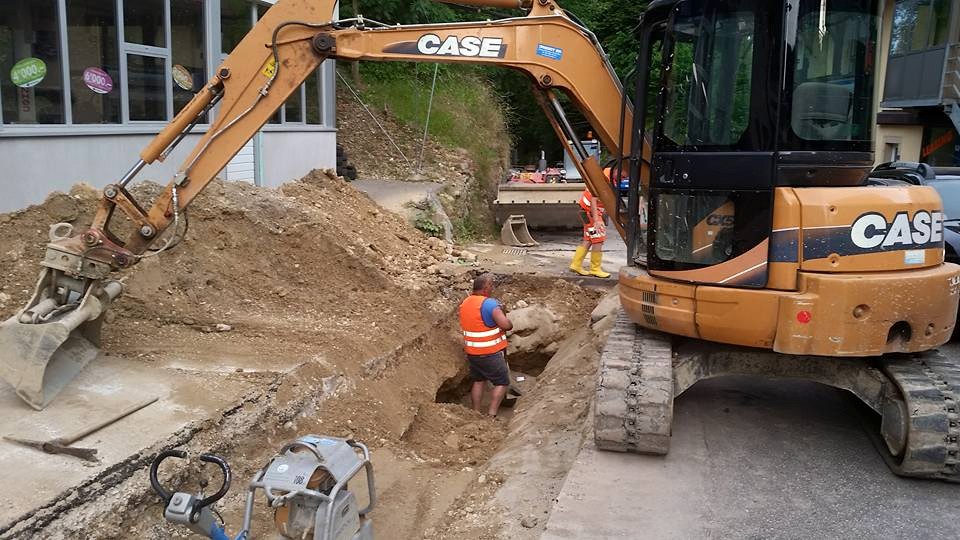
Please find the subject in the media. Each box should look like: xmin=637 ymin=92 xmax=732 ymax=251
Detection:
xmin=645 ymin=0 xmax=780 ymax=288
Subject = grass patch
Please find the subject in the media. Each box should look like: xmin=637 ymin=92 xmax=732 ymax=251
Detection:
xmin=355 ymin=64 xmax=509 ymax=241
xmin=359 ymin=65 xmax=505 ymax=177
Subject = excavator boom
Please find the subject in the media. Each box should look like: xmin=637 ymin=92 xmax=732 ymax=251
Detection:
xmin=0 ymin=0 xmax=636 ymax=409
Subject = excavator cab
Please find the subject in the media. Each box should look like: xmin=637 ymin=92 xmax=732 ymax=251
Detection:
xmin=622 ymin=0 xmax=954 ymax=357
xmin=625 ymin=0 xmax=879 ymax=281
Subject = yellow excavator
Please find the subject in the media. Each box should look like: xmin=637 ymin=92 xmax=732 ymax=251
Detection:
xmin=1 ymin=0 xmax=958 ymax=481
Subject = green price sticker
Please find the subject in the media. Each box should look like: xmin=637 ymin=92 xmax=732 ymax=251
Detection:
xmin=11 ymin=57 xmax=47 ymax=88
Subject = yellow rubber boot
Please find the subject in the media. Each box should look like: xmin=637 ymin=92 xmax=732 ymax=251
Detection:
xmin=589 ymin=251 xmax=611 ymax=278
xmin=569 ymin=246 xmax=590 ymax=276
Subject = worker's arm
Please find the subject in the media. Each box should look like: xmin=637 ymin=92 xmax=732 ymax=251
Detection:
xmin=492 ymin=307 xmax=513 ymax=332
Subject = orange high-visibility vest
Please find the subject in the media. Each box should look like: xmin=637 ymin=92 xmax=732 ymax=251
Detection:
xmin=578 ymin=189 xmax=604 ymax=214
xmin=459 ymin=295 xmax=507 ymax=356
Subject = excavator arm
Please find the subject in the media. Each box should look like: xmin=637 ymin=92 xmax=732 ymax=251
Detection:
xmin=0 ymin=0 xmax=643 ymax=409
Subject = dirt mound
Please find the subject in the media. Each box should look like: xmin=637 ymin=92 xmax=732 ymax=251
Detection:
xmin=0 ymin=185 xmax=100 ymax=317
xmin=0 ymin=171 xmax=464 ymax=365
xmin=402 ymin=403 xmax=508 ymax=466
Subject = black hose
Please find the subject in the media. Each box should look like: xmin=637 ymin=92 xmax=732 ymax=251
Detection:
xmin=149 ymin=449 xmax=188 ymax=503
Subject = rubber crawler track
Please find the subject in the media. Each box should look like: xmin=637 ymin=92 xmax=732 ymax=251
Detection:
xmin=879 ymin=350 xmax=960 ymax=481
xmin=594 ymin=309 xmax=673 ymax=454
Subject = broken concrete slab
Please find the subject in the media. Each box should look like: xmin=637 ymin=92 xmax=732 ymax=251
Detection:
xmin=0 ymin=353 xmax=264 ymax=528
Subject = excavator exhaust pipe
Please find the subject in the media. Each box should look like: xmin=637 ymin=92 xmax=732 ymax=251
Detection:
xmin=0 ymin=269 xmax=123 ymax=410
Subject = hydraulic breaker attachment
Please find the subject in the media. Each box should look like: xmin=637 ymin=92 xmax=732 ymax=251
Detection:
xmin=500 ymin=215 xmax=539 ymax=247
xmin=0 ymin=268 xmax=122 ymax=410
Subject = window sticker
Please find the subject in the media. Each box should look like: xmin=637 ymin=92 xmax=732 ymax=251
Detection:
xmin=82 ymin=67 xmax=113 ymax=94
xmin=172 ymin=64 xmax=193 ymax=91
xmin=10 ymin=57 xmax=47 ymax=88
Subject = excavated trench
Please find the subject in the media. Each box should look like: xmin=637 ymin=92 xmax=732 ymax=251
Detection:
xmin=5 ymin=275 xmax=602 ymax=539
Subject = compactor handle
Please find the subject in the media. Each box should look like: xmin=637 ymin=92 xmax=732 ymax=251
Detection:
xmin=150 ymin=449 xmax=187 ymax=503
xmin=149 ymin=450 xmax=232 ymax=513
xmin=195 ymin=454 xmax=232 ymax=510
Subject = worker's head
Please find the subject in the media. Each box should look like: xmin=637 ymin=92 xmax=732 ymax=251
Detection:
xmin=473 ymin=273 xmax=496 ymax=297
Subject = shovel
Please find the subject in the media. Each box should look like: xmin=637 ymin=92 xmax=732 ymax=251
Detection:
xmin=3 ymin=396 xmax=158 ymax=462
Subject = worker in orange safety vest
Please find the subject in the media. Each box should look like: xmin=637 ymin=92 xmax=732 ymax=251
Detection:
xmin=568 ymin=170 xmax=614 ymax=278
xmin=458 ymin=273 xmax=514 ymax=417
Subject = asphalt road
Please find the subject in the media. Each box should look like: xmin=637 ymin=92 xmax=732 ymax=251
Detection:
xmin=544 ymin=344 xmax=960 ymax=539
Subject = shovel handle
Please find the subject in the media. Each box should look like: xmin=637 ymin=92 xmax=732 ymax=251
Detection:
xmin=60 ymin=396 xmax=159 ymax=446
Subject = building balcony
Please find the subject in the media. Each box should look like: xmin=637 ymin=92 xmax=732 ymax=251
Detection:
xmin=882 ymin=42 xmax=960 ymax=109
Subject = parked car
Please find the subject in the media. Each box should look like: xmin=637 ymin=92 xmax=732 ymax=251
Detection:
xmin=929 ymin=174 xmax=960 ymax=264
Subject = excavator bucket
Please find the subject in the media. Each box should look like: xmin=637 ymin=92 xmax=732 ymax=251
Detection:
xmin=500 ymin=215 xmax=539 ymax=247
xmin=0 ymin=269 xmax=122 ymax=410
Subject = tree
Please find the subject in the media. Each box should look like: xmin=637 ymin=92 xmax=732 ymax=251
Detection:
xmin=348 ymin=0 xmax=653 ymax=164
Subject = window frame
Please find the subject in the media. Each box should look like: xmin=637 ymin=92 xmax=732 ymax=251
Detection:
xmin=0 ymin=0 xmax=334 ymax=136
xmin=889 ymin=0 xmax=954 ymax=57
xmin=120 ymin=0 xmax=174 ymax=125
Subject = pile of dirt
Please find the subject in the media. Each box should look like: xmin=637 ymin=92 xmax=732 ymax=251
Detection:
xmin=0 ymin=171 xmax=470 ymax=366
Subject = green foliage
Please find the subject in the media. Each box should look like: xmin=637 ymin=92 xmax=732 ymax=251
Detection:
xmin=347 ymin=0 xmax=654 ymax=178
xmin=452 ymin=215 xmax=482 ymax=242
xmin=348 ymin=0 xmax=649 ymax=163
xmin=414 ymin=215 xmax=444 ymax=237
xmin=356 ymin=62 xmax=507 ymax=190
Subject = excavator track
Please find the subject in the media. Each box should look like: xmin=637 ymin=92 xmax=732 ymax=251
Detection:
xmin=876 ymin=351 xmax=960 ymax=481
xmin=594 ymin=310 xmax=674 ymax=454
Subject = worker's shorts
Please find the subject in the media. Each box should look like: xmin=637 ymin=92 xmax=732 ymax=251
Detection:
xmin=467 ymin=351 xmax=510 ymax=387
xmin=580 ymin=210 xmax=607 ymax=244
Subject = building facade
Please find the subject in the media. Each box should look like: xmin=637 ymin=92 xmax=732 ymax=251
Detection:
xmin=0 ymin=0 xmax=337 ymax=212
xmin=875 ymin=0 xmax=960 ymax=166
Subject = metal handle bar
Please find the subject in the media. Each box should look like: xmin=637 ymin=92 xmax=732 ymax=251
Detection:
xmin=149 ymin=450 xmax=232 ymax=515
xmin=196 ymin=453 xmax=232 ymax=510
xmin=150 ymin=449 xmax=187 ymax=503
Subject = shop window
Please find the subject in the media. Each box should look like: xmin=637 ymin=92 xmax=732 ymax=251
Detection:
xmin=285 ymin=87 xmax=303 ymax=123
xmin=0 ymin=0 xmax=65 ymax=124
xmin=124 ymin=0 xmax=165 ymax=48
xmin=890 ymin=0 xmax=953 ymax=55
xmin=67 ymin=0 xmax=121 ymax=124
xmin=921 ymin=127 xmax=960 ymax=167
xmin=257 ymin=4 xmax=272 ymax=21
xmin=127 ymin=54 xmax=167 ymax=121
xmin=171 ymin=0 xmax=206 ymax=118
xmin=306 ymin=71 xmax=321 ymax=124
xmin=221 ymin=0 xmax=252 ymax=55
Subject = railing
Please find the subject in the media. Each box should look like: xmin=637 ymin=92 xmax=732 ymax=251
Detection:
xmin=882 ymin=46 xmax=948 ymax=106
xmin=943 ymin=43 xmax=960 ymax=103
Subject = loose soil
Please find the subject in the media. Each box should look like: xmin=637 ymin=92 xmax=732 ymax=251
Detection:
xmin=0 ymin=172 xmax=610 ymax=539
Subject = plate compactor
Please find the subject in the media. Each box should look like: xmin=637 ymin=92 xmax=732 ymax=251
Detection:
xmin=150 ymin=436 xmax=375 ymax=540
